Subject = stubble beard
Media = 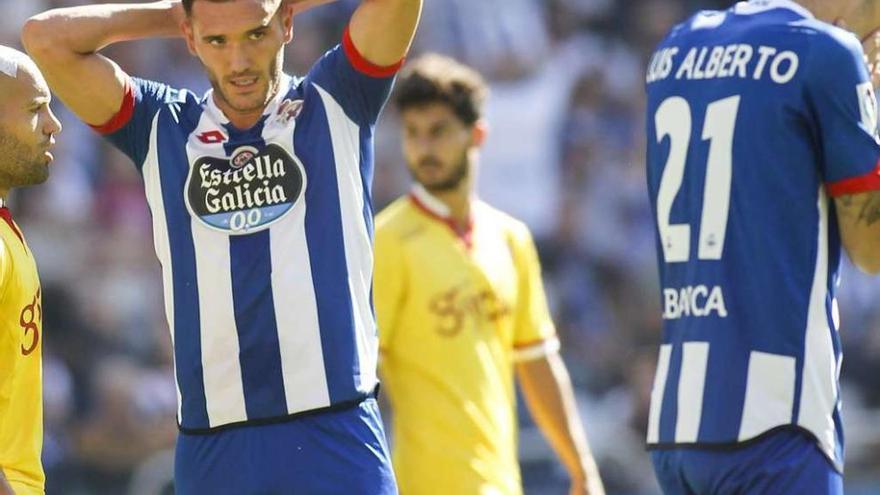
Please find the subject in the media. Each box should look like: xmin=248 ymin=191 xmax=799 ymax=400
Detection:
xmin=416 ymin=150 xmax=470 ymax=194
xmin=207 ymin=54 xmax=283 ymax=116
xmin=0 ymin=129 xmax=49 ymax=189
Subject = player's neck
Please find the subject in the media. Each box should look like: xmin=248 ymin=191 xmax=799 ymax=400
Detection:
xmin=793 ymin=0 xmax=843 ymax=24
xmin=432 ymin=188 xmax=472 ymax=230
xmin=215 ymin=97 xmax=266 ymax=130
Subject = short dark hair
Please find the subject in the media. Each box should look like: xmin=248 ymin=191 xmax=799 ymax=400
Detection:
xmin=181 ymin=0 xmax=223 ymax=16
xmin=394 ymin=54 xmax=489 ymax=126
xmin=182 ymin=0 xmax=278 ymax=17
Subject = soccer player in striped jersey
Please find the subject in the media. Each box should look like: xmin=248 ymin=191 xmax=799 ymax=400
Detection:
xmin=0 ymin=47 xmax=62 ymax=495
xmin=22 ymin=0 xmax=420 ymax=492
xmin=374 ymin=54 xmax=604 ymax=495
xmin=645 ymin=1 xmax=880 ymax=493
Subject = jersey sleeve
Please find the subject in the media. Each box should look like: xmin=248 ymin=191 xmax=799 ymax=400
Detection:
xmin=303 ymin=27 xmax=403 ymax=127
xmin=509 ymin=223 xmax=559 ymax=362
xmin=807 ymin=32 xmax=880 ymax=196
xmin=90 ymin=76 xmax=180 ymax=170
xmin=373 ymin=223 xmax=407 ymax=353
xmin=0 ymin=239 xmax=15 ymax=413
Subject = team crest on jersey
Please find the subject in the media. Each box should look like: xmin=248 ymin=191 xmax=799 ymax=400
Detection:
xmin=185 ymin=144 xmax=305 ymax=234
xmin=858 ymin=81 xmax=879 ymax=140
xmin=277 ymin=98 xmax=304 ymax=125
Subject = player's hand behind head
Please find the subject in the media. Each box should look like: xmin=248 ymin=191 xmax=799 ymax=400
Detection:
xmin=863 ymin=28 xmax=880 ymax=88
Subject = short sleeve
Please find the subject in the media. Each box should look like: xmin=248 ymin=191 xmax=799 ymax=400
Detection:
xmin=807 ymin=32 xmax=880 ymax=196
xmin=91 ymin=76 xmax=180 ymax=169
xmin=303 ymin=27 xmax=403 ymax=127
xmin=0 ymin=239 xmax=15 ymax=411
xmin=510 ymin=223 xmax=559 ymax=362
xmin=373 ymin=224 xmax=407 ymax=353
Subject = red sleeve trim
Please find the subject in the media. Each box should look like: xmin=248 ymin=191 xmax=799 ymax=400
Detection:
xmin=89 ymin=78 xmax=136 ymax=135
xmin=342 ymin=26 xmax=404 ymax=78
xmin=826 ymin=159 xmax=880 ymax=197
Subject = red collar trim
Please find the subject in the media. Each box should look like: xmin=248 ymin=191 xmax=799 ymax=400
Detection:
xmin=408 ymin=193 xmax=474 ymax=249
xmin=0 ymin=207 xmax=23 ymax=245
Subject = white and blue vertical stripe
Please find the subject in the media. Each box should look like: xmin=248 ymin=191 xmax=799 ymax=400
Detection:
xmin=646 ymin=188 xmax=842 ymax=469
xmin=136 ymin=67 xmax=381 ymax=431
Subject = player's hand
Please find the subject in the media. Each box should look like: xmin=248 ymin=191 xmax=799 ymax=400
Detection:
xmin=570 ymin=474 xmax=605 ymax=495
xmin=0 ymin=476 xmax=14 ymax=495
xmin=167 ymin=0 xmax=186 ymax=29
xmin=282 ymin=0 xmax=338 ymax=17
xmin=862 ymin=28 xmax=880 ymax=88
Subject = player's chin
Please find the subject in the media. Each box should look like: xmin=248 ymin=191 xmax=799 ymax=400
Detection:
xmin=420 ymin=178 xmax=458 ymax=193
xmin=22 ymin=168 xmax=49 ymax=186
xmin=229 ymin=93 xmax=271 ymax=114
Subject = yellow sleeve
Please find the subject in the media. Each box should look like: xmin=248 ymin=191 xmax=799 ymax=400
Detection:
xmin=373 ymin=224 xmax=407 ymax=353
xmin=0 ymin=239 xmax=15 ymax=422
xmin=510 ymin=223 xmax=558 ymax=355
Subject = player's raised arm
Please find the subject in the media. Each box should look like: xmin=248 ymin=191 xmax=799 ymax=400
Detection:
xmin=347 ymin=0 xmax=422 ymax=66
xmin=834 ymin=192 xmax=880 ymax=273
xmin=21 ymin=1 xmax=184 ymax=127
xmin=283 ymin=0 xmax=421 ymax=65
xmin=810 ymin=29 xmax=880 ymax=274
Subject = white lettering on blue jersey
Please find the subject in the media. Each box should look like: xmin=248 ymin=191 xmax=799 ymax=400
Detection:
xmin=645 ymin=0 xmax=880 ymax=471
xmin=648 ymin=43 xmax=799 ymax=84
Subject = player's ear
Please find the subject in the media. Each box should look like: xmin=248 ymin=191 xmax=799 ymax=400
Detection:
xmin=182 ymin=20 xmax=198 ymax=56
xmin=471 ymin=119 xmax=488 ymax=147
xmin=281 ymin=3 xmax=295 ymax=44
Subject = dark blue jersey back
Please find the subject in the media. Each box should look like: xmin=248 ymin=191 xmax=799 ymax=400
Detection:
xmin=645 ymin=0 xmax=880 ymax=470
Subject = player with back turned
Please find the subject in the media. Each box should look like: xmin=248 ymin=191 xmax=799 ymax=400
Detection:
xmin=22 ymin=0 xmax=420 ymax=493
xmin=0 ymin=47 xmax=62 ymax=495
xmin=645 ymin=0 xmax=880 ymax=493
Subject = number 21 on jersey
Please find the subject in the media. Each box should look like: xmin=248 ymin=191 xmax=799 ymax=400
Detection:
xmin=654 ymin=95 xmax=740 ymax=263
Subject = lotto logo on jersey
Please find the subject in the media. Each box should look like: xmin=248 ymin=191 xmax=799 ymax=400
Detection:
xmin=185 ymin=144 xmax=305 ymax=234
xmin=20 ymin=287 xmax=41 ymax=356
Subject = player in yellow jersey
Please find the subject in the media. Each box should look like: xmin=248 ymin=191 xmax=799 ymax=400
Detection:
xmin=0 ymin=46 xmax=62 ymax=495
xmin=374 ymin=54 xmax=604 ymax=495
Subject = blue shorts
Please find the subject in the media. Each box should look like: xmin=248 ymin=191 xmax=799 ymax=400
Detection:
xmin=651 ymin=428 xmax=842 ymax=495
xmin=174 ymin=398 xmax=397 ymax=495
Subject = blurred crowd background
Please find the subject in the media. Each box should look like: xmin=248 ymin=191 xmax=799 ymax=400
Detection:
xmin=3 ymin=0 xmax=880 ymax=494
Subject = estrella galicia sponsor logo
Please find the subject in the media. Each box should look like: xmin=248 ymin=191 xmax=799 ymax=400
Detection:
xmin=185 ymin=144 xmax=305 ymax=234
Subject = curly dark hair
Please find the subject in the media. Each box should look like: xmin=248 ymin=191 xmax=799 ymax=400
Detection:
xmin=394 ymin=54 xmax=489 ymax=126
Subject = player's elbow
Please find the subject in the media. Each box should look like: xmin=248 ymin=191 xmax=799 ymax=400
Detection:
xmin=849 ymin=252 xmax=880 ymax=275
xmin=21 ymin=14 xmax=66 ymax=61
xmin=843 ymin=236 xmax=880 ymax=274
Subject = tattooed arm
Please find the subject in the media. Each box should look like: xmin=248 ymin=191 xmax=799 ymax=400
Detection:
xmin=836 ymin=191 xmax=880 ymax=274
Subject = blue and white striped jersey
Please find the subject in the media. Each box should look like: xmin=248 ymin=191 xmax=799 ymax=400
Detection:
xmin=96 ymin=35 xmax=399 ymax=432
xmin=645 ymin=0 xmax=880 ymax=470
